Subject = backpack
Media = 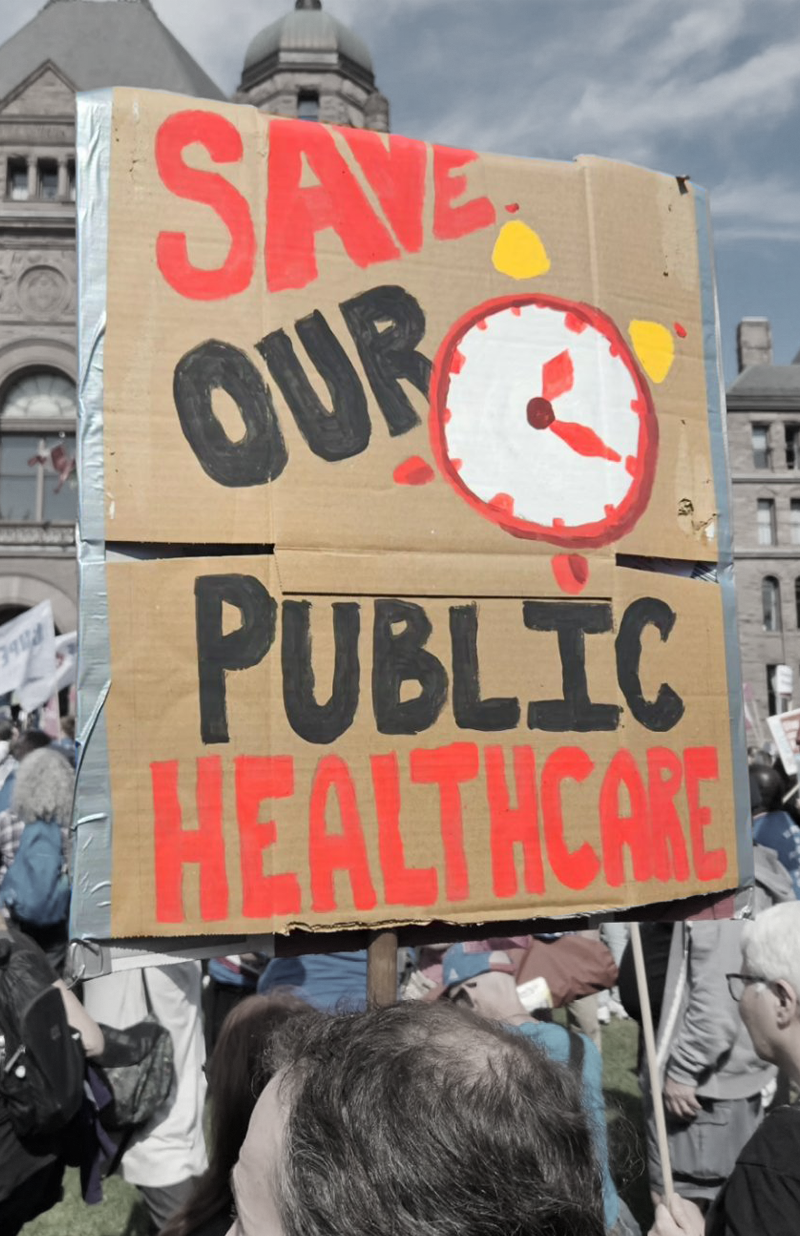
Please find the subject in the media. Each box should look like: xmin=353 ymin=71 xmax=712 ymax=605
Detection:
xmin=94 ymin=1013 xmax=175 ymax=1133
xmin=0 ymin=819 xmax=70 ymax=927
xmin=0 ymin=935 xmax=85 ymax=1138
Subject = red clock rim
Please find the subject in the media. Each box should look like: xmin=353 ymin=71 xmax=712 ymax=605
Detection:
xmin=428 ymin=293 xmax=659 ymax=549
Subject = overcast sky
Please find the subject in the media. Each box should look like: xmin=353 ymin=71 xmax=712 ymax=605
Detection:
xmin=3 ymin=0 xmax=800 ymax=381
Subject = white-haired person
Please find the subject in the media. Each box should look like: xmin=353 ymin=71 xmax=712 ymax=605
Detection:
xmin=651 ymin=900 xmax=800 ymax=1236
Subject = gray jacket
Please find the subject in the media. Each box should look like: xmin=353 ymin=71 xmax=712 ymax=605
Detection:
xmin=657 ymin=845 xmax=793 ymax=1101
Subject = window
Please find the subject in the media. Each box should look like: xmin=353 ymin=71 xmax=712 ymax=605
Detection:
xmin=791 ymin=500 xmax=800 ymax=545
xmin=787 ymin=425 xmax=800 ymax=470
xmin=7 ymin=157 xmax=28 ymax=201
xmin=752 ymin=424 xmax=770 ymax=469
xmin=0 ymin=372 xmax=77 ymax=524
xmin=37 ymin=159 xmax=58 ymax=201
xmin=762 ymin=577 xmax=781 ymax=631
xmin=757 ymin=498 xmax=777 ymax=545
xmin=298 ymin=90 xmax=320 ymax=121
xmin=767 ymin=664 xmax=778 ymax=717
xmin=796 ymin=579 xmax=800 ymax=627
xmin=67 ymin=159 xmax=76 ymax=202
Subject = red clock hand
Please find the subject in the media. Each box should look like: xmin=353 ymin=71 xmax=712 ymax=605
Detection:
xmin=542 ymin=350 xmax=574 ymax=401
xmin=548 ymin=418 xmax=622 ymax=462
xmin=526 ymin=348 xmax=620 ymax=461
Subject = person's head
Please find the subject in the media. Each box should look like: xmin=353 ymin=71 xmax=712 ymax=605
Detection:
xmin=227 ymin=1000 xmax=605 ymax=1236
xmin=9 ymin=728 xmax=51 ymax=764
xmin=749 ymin=762 xmax=785 ymax=815
xmin=11 ymin=745 xmax=73 ymax=825
xmin=0 ymin=717 xmax=15 ymax=745
xmin=734 ymin=903 xmax=800 ymax=1073
xmin=440 ymin=942 xmax=526 ymax=1020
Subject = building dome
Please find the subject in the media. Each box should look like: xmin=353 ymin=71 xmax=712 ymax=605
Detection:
xmin=242 ymin=0 xmax=374 ymax=92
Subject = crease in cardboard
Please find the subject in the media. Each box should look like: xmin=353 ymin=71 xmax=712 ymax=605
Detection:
xmin=75 ymin=88 xmax=749 ymax=940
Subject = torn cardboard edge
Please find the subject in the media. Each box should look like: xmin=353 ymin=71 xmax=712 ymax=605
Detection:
xmin=66 ymin=882 xmax=745 ymax=974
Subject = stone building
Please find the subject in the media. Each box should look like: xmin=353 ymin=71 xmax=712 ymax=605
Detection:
xmin=0 ymin=0 xmax=388 ymax=642
xmin=727 ymin=318 xmax=800 ymax=730
xmin=236 ymin=0 xmax=389 ymax=130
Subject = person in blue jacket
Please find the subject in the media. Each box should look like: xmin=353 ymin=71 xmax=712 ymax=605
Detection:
xmin=750 ymin=763 xmax=800 ymax=898
xmin=440 ymin=942 xmax=640 ymax=1236
xmin=257 ymin=949 xmax=372 ymax=1011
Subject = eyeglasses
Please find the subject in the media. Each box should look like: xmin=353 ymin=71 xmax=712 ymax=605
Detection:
xmin=726 ymin=973 xmax=768 ymax=1002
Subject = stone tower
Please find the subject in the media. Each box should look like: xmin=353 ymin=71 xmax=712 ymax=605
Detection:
xmin=237 ymin=0 xmax=390 ymax=131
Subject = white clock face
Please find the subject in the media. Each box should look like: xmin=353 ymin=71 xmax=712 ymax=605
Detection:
xmin=429 ymin=295 xmax=658 ymax=547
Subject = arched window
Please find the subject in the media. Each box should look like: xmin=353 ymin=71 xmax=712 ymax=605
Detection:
xmin=762 ymin=576 xmax=781 ymax=632
xmin=0 ymin=370 xmax=77 ymax=525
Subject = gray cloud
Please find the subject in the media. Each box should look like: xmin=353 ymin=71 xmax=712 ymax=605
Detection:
xmin=0 ymin=0 xmax=798 ymax=364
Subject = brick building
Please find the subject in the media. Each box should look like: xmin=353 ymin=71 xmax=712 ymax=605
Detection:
xmin=727 ymin=318 xmax=800 ymax=731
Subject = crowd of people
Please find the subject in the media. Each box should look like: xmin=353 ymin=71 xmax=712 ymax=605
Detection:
xmin=2 ymin=718 xmax=800 ymax=1236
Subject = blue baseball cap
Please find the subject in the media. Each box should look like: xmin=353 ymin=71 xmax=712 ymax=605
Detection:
xmin=441 ymin=943 xmax=517 ymax=991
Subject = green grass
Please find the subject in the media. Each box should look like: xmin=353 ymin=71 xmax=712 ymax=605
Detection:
xmin=23 ymin=1016 xmax=652 ymax=1236
xmin=21 ymin=1166 xmax=150 ymax=1236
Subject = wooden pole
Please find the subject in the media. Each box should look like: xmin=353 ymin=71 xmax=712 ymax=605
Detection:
xmin=630 ymin=921 xmax=674 ymax=1204
xmin=367 ymin=930 xmax=398 ymax=1006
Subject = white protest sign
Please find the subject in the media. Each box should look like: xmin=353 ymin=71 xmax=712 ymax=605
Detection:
xmin=0 ymin=601 xmax=57 ymax=711
xmin=767 ymin=707 xmax=800 ymax=776
xmin=775 ymin=665 xmax=794 ymax=698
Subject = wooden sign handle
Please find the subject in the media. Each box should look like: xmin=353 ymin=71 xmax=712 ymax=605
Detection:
xmin=631 ymin=921 xmax=674 ymax=1204
xmin=367 ymin=930 xmax=398 ymax=1006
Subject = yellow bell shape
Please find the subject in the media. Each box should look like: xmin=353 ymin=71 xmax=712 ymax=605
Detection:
xmin=492 ymin=221 xmax=551 ymax=280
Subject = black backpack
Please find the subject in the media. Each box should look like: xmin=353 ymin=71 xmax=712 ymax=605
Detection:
xmin=0 ymin=934 xmax=85 ymax=1139
xmin=94 ymin=1013 xmax=175 ymax=1132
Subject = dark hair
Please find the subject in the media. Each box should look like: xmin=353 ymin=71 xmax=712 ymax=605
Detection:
xmin=10 ymin=728 xmax=51 ymax=762
xmin=0 ymin=718 xmax=14 ymax=743
xmin=750 ymin=763 xmax=785 ymax=814
xmin=160 ymin=992 xmax=306 ymax=1236
xmin=270 ymin=1000 xmax=605 ymax=1236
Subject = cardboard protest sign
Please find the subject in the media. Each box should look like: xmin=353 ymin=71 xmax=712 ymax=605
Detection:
xmin=74 ymin=89 xmax=749 ymax=939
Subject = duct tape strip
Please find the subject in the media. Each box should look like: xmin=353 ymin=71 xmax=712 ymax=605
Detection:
xmin=73 ymin=91 xmax=114 ymax=939
xmin=694 ymin=184 xmax=753 ymax=890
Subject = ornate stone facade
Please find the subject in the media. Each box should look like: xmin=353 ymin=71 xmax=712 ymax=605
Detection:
xmin=0 ymin=0 xmax=388 ymax=637
xmin=0 ymin=56 xmax=77 ymax=629
xmin=727 ymin=322 xmax=800 ymax=735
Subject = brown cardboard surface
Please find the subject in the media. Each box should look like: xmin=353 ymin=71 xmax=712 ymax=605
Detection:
xmin=103 ymin=89 xmax=717 ymax=577
xmin=92 ymin=89 xmax=741 ymax=937
xmin=105 ymin=554 xmax=737 ymax=936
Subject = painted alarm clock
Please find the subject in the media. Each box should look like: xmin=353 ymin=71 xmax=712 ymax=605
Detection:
xmin=429 ymin=294 xmax=658 ymax=548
